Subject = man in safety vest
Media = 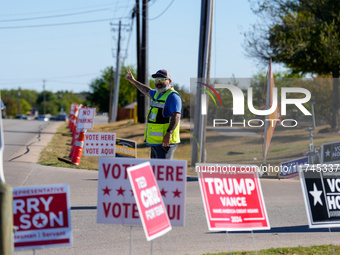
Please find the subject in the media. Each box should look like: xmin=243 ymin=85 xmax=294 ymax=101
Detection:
xmin=126 ymin=69 xmax=181 ymax=159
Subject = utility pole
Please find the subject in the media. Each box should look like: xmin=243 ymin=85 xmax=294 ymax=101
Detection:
xmin=17 ymin=87 xmax=21 ymax=115
xmin=136 ymin=0 xmax=148 ymax=123
xmin=191 ymin=0 xmax=214 ymax=165
xmin=43 ymin=80 xmax=46 ymax=115
xmin=111 ymin=20 xmax=122 ymax=123
xmin=0 ymin=91 xmax=14 ymax=255
xmin=108 ymin=66 xmax=114 ymax=123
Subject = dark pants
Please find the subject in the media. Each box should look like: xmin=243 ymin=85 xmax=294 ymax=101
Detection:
xmin=150 ymin=144 xmax=178 ymax=159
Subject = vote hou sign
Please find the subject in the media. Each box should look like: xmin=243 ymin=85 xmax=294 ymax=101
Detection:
xmin=97 ymin=157 xmax=186 ymax=226
xmin=84 ymin=133 xmax=116 ymax=156
xmin=127 ymin=162 xmax=172 ymax=241
xmin=197 ymin=164 xmax=270 ymax=231
xmin=77 ymin=108 xmax=95 ymax=130
xmin=13 ymin=184 xmax=72 ymax=250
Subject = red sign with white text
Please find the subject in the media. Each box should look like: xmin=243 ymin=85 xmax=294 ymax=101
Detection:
xmin=197 ymin=164 xmax=270 ymax=231
xmin=77 ymin=108 xmax=95 ymax=130
xmin=127 ymin=162 xmax=171 ymax=241
xmin=13 ymin=184 xmax=72 ymax=250
xmin=96 ymin=158 xmax=186 ymax=226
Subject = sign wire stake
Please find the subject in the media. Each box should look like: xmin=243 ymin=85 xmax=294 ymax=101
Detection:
xmin=328 ymin=228 xmax=335 ymax=255
xmin=226 ymin=231 xmax=232 ymax=255
xmin=167 ymin=232 xmax=176 ymax=255
xmin=150 ymin=240 xmax=153 ymax=255
xmin=251 ymin=230 xmax=258 ymax=255
xmin=129 ymin=225 xmax=132 ymax=255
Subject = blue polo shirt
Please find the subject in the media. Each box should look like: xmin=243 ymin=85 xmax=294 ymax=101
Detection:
xmin=149 ymin=89 xmax=182 ymax=117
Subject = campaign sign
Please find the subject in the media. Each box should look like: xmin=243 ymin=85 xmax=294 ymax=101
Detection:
xmin=197 ymin=164 xmax=270 ymax=231
xmin=299 ymin=165 xmax=340 ymax=228
xmin=13 ymin=184 xmax=72 ymax=250
xmin=97 ymin=157 xmax=186 ymax=226
xmin=115 ymin=138 xmax=137 ymax=158
xmin=280 ymin=157 xmax=309 ymax=179
xmin=322 ymin=141 xmax=340 ymax=164
xmin=127 ymin=162 xmax=171 ymax=241
xmin=77 ymin=108 xmax=95 ymax=130
xmin=84 ymin=133 xmax=116 ymax=156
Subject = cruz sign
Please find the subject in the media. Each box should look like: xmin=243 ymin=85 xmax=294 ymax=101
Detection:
xmin=127 ymin=162 xmax=171 ymax=241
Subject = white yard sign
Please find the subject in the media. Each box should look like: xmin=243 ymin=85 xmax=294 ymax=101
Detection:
xmin=77 ymin=108 xmax=95 ymax=130
xmin=84 ymin=133 xmax=116 ymax=157
xmin=97 ymin=158 xmax=187 ymax=226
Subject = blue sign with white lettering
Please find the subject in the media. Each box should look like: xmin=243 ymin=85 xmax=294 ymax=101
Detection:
xmin=280 ymin=157 xmax=309 ymax=178
xmin=322 ymin=141 xmax=340 ymax=164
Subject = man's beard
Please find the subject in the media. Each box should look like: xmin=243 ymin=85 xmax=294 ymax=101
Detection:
xmin=155 ymin=83 xmax=170 ymax=93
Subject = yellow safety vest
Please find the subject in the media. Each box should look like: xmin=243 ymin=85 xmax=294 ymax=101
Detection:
xmin=145 ymin=88 xmax=181 ymax=145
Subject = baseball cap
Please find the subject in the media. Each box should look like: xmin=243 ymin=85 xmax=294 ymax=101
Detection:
xmin=151 ymin=69 xmax=171 ymax=79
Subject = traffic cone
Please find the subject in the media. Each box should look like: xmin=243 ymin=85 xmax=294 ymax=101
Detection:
xmin=68 ymin=130 xmax=79 ymax=159
xmin=71 ymin=129 xmax=86 ymax=165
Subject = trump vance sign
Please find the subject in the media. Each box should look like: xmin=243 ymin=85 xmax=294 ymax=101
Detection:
xmin=197 ymin=164 xmax=270 ymax=231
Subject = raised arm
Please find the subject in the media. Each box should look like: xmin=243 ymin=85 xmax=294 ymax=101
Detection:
xmin=126 ymin=69 xmax=151 ymax=97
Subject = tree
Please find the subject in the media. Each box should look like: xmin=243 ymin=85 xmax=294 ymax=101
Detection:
xmin=245 ymin=0 xmax=340 ymax=129
xmin=87 ymin=65 xmax=137 ymax=113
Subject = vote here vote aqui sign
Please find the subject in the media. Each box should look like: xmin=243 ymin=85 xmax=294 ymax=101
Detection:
xmin=84 ymin=133 xmax=116 ymax=156
xmin=322 ymin=141 xmax=340 ymax=164
xmin=13 ymin=184 xmax=72 ymax=250
xmin=299 ymin=164 xmax=340 ymax=228
xmin=127 ymin=162 xmax=171 ymax=241
xmin=97 ymin=158 xmax=186 ymax=226
xmin=197 ymin=164 xmax=270 ymax=231
xmin=76 ymin=108 xmax=95 ymax=130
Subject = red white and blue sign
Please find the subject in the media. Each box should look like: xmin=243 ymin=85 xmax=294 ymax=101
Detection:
xmin=127 ymin=162 xmax=171 ymax=241
xmin=13 ymin=184 xmax=72 ymax=250
xmin=280 ymin=157 xmax=309 ymax=178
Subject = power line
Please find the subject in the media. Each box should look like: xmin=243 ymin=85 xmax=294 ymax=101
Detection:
xmin=0 ymin=17 xmax=130 ymax=29
xmin=0 ymin=9 xmax=111 ymax=22
xmin=147 ymin=0 xmax=175 ymax=20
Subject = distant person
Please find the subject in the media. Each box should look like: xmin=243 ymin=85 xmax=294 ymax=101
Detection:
xmin=126 ymin=69 xmax=182 ymax=159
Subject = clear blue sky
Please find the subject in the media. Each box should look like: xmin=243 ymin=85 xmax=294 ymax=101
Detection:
xmin=0 ymin=0 xmax=266 ymax=93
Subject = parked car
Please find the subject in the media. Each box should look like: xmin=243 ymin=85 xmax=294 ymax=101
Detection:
xmin=55 ymin=113 xmax=68 ymax=121
xmin=15 ymin=114 xmax=28 ymax=119
xmin=36 ymin=115 xmax=49 ymax=121
xmin=1 ymin=99 xmax=6 ymax=118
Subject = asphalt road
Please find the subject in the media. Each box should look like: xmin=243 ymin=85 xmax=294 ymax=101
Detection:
xmin=3 ymin=118 xmax=340 ymax=255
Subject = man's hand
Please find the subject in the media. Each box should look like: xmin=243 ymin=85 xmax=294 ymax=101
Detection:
xmin=162 ymin=132 xmax=171 ymax=147
xmin=126 ymin=69 xmax=135 ymax=83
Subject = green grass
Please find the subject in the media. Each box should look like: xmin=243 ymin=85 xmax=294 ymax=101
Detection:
xmin=202 ymin=244 xmax=340 ymax=254
xmin=39 ymin=119 xmax=339 ymax=176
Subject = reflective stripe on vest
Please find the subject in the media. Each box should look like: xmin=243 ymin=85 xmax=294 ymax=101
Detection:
xmin=145 ymin=88 xmax=181 ymax=145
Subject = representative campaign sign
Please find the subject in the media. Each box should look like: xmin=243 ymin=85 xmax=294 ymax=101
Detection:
xmin=13 ymin=184 xmax=72 ymax=250
xmin=97 ymin=158 xmax=186 ymax=226
xmin=76 ymin=108 xmax=95 ymax=130
xmin=322 ymin=141 xmax=340 ymax=164
xmin=299 ymin=165 xmax=340 ymax=228
xmin=116 ymin=138 xmax=137 ymax=158
xmin=127 ymin=162 xmax=171 ymax=241
xmin=280 ymin=157 xmax=309 ymax=179
xmin=84 ymin=133 xmax=116 ymax=156
xmin=197 ymin=164 xmax=270 ymax=231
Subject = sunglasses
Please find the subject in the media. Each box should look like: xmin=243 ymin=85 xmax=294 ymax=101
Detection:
xmin=154 ymin=78 xmax=169 ymax=82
